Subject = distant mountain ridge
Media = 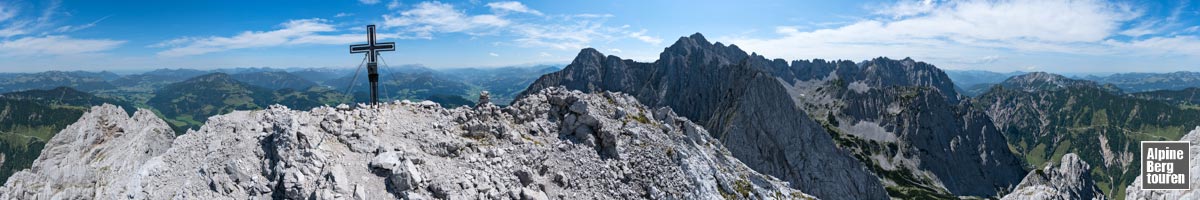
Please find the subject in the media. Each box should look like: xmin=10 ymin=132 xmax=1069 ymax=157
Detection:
xmin=943 ymin=70 xmax=1200 ymax=96
xmin=0 ymin=71 xmax=117 ymax=93
xmin=1081 ymin=71 xmax=1200 ymax=92
xmin=146 ymin=73 xmax=346 ymax=133
xmin=998 ymin=72 xmax=1121 ymax=93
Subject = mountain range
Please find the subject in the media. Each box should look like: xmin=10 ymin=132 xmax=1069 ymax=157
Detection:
xmin=946 ymin=70 xmax=1200 ymax=97
xmin=2 ymin=33 xmax=1200 ymax=200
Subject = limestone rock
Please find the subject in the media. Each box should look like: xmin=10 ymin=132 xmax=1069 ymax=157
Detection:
xmin=1002 ymin=153 xmax=1105 ymax=200
xmin=0 ymin=104 xmax=175 ymax=199
xmin=0 ymin=87 xmax=813 ymax=199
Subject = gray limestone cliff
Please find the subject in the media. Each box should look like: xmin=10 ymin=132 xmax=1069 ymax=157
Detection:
xmin=521 ymin=34 xmax=888 ymax=200
xmin=521 ymin=33 xmax=1027 ymax=198
xmin=0 ymin=88 xmax=812 ymax=199
xmin=1002 ymin=153 xmax=1105 ymax=200
xmin=1125 ymin=126 xmax=1200 ymax=200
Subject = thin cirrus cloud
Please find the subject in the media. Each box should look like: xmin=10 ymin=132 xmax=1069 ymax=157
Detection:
xmin=0 ymin=1 xmax=125 ymax=57
xmin=0 ymin=35 xmax=124 ymax=56
xmin=381 ymin=1 xmax=512 ymax=38
xmin=382 ymin=1 xmax=661 ymax=50
xmin=725 ymin=0 xmax=1200 ymax=71
xmin=486 ymin=1 xmax=543 ymax=16
xmin=151 ymin=1 xmax=662 ymax=57
xmin=152 ymin=19 xmax=363 ymax=57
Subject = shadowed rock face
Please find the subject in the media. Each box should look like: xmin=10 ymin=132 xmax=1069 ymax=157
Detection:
xmin=0 ymin=87 xmax=811 ymax=199
xmin=777 ymin=56 xmax=1026 ymax=197
xmin=522 ymin=33 xmax=1029 ymax=198
xmin=1003 ymin=153 xmax=1105 ymax=200
xmin=521 ymin=33 xmax=889 ymax=200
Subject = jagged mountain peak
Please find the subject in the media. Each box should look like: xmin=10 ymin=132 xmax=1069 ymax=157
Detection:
xmin=572 ymin=48 xmax=606 ymax=65
xmin=661 ymin=33 xmax=748 ymax=64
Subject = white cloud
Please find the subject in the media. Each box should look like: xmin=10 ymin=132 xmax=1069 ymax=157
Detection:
xmin=0 ymin=3 xmax=16 ymax=23
xmin=539 ymin=52 xmax=550 ymax=57
xmin=724 ymin=0 xmax=1184 ymax=71
xmin=0 ymin=21 xmax=28 ymax=37
xmin=873 ymin=0 xmax=936 ymax=19
xmin=0 ymin=35 xmax=124 ymax=56
xmin=382 ymin=1 xmax=641 ymax=51
xmin=626 ymin=29 xmax=661 ymax=45
xmin=1185 ymin=26 xmax=1200 ymax=33
xmin=359 ymin=0 xmax=380 ymax=5
xmin=1107 ymin=36 xmax=1200 ymax=56
xmin=154 ymin=18 xmax=361 ymax=57
xmin=489 ymin=52 xmax=499 ymax=56
xmin=607 ymin=48 xmax=621 ymax=53
xmin=508 ymin=20 xmax=615 ymax=50
xmin=387 ymin=0 xmax=403 ymax=10
xmin=55 ymin=15 xmax=108 ymax=33
xmin=486 ymin=1 xmax=543 ymax=16
xmin=382 ymin=1 xmax=510 ymax=38
xmin=334 ymin=12 xmax=352 ymax=18
xmin=0 ymin=2 xmax=125 ymax=58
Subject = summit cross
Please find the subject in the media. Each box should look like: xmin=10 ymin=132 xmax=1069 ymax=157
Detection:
xmin=349 ymin=24 xmax=395 ymax=105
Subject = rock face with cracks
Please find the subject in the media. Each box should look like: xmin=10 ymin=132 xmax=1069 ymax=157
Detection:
xmin=0 ymin=87 xmax=812 ymax=199
xmin=1002 ymin=153 xmax=1105 ymax=200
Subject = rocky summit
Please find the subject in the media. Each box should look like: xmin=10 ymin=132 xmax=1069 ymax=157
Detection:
xmin=0 ymin=87 xmax=811 ymax=199
xmin=1002 ymin=153 xmax=1105 ymax=200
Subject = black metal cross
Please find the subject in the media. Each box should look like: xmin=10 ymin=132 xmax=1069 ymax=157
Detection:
xmin=349 ymin=25 xmax=395 ymax=105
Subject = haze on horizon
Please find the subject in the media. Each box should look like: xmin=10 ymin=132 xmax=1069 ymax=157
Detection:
xmin=0 ymin=0 xmax=1197 ymax=73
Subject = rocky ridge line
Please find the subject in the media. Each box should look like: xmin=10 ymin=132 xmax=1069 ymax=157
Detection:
xmin=0 ymin=87 xmax=812 ymax=199
xmin=1002 ymin=153 xmax=1105 ymax=200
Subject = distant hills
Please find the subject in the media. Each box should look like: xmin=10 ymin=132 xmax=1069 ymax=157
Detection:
xmin=1080 ymin=71 xmax=1200 ymax=92
xmin=0 ymin=71 xmax=118 ymax=93
xmin=148 ymin=73 xmax=322 ymax=132
xmin=945 ymin=70 xmax=1200 ymax=96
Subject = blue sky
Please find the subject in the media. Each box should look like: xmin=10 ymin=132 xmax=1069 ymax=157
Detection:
xmin=0 ymin=0 xmax=1197 ymax=73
